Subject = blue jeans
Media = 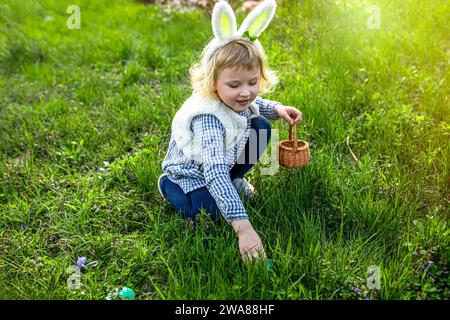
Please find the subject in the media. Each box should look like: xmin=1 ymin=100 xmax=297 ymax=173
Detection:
xmin=160 ymin=115 xmax=271 ymax=221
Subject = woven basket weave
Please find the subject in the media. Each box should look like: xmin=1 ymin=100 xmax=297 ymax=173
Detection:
xmin=278 ymin=123 xmax=310 ymax=168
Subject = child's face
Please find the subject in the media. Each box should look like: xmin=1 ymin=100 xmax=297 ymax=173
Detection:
xmin=214 ymin=67 xmax=260 ymax=112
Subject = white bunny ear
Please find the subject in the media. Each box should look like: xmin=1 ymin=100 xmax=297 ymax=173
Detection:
xmin=211 ymin=1 xmax=237 ymax=41
xmin=238 ymin=0 xmax=277 ymax=38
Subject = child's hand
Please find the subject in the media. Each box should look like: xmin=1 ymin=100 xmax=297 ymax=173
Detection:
xmin=231 ymin=219 xmax=266 ymax=262
xmin=238 ymin=228 xmax=266 ymax=262
xmin=274 ymin=104 xmax=303 ymax=125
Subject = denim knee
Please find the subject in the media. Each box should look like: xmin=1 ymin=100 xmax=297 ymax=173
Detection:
xmin=252 ymin=115 xmax=271 ymax=141
xmin=188 ymin=187 xmax=220 ymax=221
xmin=161 ymin=177 xmax=192 ymax=219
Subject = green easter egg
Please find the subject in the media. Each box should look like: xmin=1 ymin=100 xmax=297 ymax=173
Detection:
xmin=118 ymin=287 xmax=135 ymax=300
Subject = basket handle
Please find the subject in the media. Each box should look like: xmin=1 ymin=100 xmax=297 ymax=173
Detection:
xmin=288 ymin=123 xmax=298 ymax=149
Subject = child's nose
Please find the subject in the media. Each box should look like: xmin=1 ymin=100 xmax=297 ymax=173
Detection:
xmin=240 ymin=86 xmax=251 ymax=96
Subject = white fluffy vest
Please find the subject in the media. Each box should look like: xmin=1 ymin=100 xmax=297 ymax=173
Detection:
xmin=171 ymin=93 xmax=260 ymax=162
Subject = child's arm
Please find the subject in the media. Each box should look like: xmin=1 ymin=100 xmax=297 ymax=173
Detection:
xmin=192 ymin=114 xmax=249 ymax=222
xmin=254 ymin=96 xmax=282 ymax=120
xmin=255 ymin=96 xmax=303 ymax=125
xmin=192 ymin=114 xmax=266 ymax=261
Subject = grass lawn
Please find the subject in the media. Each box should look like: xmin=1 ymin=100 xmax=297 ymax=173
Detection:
xmin=0 ymin=0 xmax=448 ymax=300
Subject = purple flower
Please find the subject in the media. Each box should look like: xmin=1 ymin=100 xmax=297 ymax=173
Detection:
xmin=420 ymin=265 xmax=425 ymax=271
xmin=77 ymin=256 xmax=87 ymax=268
xmin=354 ymin=287 xmax=360 ymax=293
xmin=427 ymin=262 xmax=433 ymax=268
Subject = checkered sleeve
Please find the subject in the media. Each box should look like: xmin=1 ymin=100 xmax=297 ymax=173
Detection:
xmin=254 ymin=96 xmax=282 ymax=120
xmin=191 ymin=114 xmax=249 ymax=223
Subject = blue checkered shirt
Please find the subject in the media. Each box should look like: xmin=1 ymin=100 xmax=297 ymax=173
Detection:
xmin=161 ymin=96 xmax=281 ymax=223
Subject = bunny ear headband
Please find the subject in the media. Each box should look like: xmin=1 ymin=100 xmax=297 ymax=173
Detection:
xmin=202 ymin=0 xmax=277 ymax=69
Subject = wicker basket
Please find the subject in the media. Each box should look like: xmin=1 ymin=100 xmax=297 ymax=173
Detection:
xmin=279 ymin=123 xmax=310 ymax=168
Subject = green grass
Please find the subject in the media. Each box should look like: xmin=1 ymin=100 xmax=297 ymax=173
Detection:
xmin=0 ymin=0 xmax=449 ymax=300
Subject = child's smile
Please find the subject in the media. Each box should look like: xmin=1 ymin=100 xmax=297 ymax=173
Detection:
xmin=214 ymin=67 xmax=260 ymax=112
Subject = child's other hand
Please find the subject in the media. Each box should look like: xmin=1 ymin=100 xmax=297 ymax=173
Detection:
xmin=274 ymin=104 xmax=303 ymax=125
xmin=231 ymin=219 xmax=266 ymax=262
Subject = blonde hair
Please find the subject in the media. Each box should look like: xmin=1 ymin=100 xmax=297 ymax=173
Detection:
xmin=189 ymin=40 xmax=278 ymax=100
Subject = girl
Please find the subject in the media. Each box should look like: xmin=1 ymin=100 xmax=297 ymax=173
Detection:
xmin=158 ymin=0 xmax=302 ymax=262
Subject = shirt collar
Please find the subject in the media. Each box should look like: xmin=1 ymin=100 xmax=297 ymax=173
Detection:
xmin=235 ymin=108 xmax=252 ymax=118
